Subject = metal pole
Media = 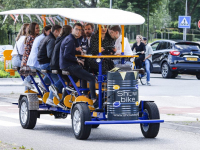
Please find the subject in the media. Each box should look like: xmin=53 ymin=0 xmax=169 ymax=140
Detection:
xmin=110 ymin=0 xmax=112 ymax=9
xmin=147 ymin=0 xmax=149 ymax=40
xmin=183 ymin=0 xmax=187 ymax=41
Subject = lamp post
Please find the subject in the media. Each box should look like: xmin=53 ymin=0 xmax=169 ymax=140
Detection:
xmin=110 ymin=0 xmax=112 ymax=9
xmin=183 ymin=0 xmax=187 ymax=41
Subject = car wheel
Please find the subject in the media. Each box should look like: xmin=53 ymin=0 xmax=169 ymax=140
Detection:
xmin=19 ymin=96 xmax=37 ymax=129
xmin=72 ymin=103 xmax=91 ymax=140
xmin=196 ymin=74 xmax=200 ymax=80
xmin=140 ymin=102 xmax=160 ymax=138
xmin=161 ymin=62 xmax=172 ymax=78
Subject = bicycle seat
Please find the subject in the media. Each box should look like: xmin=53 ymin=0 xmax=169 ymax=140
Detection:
xmin=133 ymin=68 xmax=145 ymax=74
xmin=41 ymin=70 xmax=49 ymax=73
xmin=52 ymin=70 xmax=59 ymax=74
xmin=31 ymin=69 xmax=37 ymax=73
xmin=62 ymin=70 xmax=70 ymax=75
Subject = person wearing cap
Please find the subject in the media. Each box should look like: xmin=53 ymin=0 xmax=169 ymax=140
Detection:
xmin=142 ymin=37 xmax=153 ymax=86
xmin=108 ymin=25 xmax=133 ymax=66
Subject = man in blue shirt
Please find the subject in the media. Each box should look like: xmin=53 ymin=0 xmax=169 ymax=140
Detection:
xmin=60 ymin=23 xmax=98 ymax=108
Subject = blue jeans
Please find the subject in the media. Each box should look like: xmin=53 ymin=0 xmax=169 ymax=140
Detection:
xmin=145 ymin=59 xmax=150 ymax=82
xmin=48 ymin=80 xmax=63 ymax=100
xmin=39 ymin=63 xmax=62 ymax=100
xmin=113 ymin=59 xmax=133 ymax=68
xmin=24 ymin=76 xmax=32 ymax=91
xmin=39 ymin=63 xmax=59 ymax=83
xmin=29 ymin=66 xmax=51 ymax=85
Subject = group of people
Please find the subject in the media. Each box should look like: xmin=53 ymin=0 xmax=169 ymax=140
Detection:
xmin=11 ymin=22 xmax=153 ymax=108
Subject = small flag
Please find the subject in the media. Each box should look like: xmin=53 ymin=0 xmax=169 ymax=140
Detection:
xmin=49 ymin=17 xmax=55 ymax=25
xmin=2 ymin=15 xmax=8 ymax=24
xmin=20 ymin=15 xmax=23 ymax=23
xmin=25 ymin=14 xmax=32 ymax=22
xmin=45 ymin=17 xmax=52 ymax=25
xmin=9 ymin=14 xmax=15 ymax=21
xmin=35 ymin=15 xmax=43 ymax=24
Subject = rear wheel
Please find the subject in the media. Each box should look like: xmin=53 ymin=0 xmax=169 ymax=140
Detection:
xmin=140 ymin=102 xmax=160 ymax=138
xmin=72 ymin=103 xmax=91 ymax=140
xmin=19 ymin=96 xmax=37 ymax=129
xmin=196 ymin=74 xmax=200 ymax=80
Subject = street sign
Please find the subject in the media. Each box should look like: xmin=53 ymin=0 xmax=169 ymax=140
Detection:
xmin=198 ymin=20 xmax=200 ymax=29
xmin=178 ymin=16 xmax=191 ymax=28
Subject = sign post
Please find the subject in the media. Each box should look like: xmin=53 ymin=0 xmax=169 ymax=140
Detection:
xmin=178 ymin=16 xmax=191 ymax=41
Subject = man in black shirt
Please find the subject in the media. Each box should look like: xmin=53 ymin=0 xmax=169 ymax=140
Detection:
xmin=37 ymin=24 xmax=62 ymax=106
xmin=60 ymin=23 xmax=98 ymax=108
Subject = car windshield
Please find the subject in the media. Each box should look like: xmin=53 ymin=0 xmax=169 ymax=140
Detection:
xmin=175 ymin=44 xmax=200 ymax=50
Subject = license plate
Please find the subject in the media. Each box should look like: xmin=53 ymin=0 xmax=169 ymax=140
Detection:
xmin=186 ymin=57 xmax=198 ymax=61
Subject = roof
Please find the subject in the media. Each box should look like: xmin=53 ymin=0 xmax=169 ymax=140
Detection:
xmin=0 ymin=8 xmax=145 ymax=25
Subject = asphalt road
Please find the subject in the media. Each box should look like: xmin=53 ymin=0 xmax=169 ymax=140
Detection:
xmin=0 ymin=73 xmax=200 ymax=150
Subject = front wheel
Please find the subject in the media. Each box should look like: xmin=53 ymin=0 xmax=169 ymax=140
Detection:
xmin=139 ymin=74 xmax=147 ymax=85
xmin=19 ymin=96 xmax=37 ymax=129
xmin=72 ymin=103 xmax=91 ymax=140
xmin=140 ymin=102 xmax=160 ymax=138
xmin=196 ymin=74 xmax=200 ymax=80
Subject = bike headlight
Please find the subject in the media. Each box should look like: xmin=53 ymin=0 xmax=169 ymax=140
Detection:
xmin=130 ymin=58 xmax=134 ymax=62
xmin=96 ymin=58 xmax=101 ymax=63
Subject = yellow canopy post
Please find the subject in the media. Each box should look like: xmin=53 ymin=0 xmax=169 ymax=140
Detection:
xmin=98 ymin=24 xmax=102 ymax=54
xmin=42 ymin=15 xmax=46 ymax=27
xmin=121 ymin=25 xmax=124 ymax=54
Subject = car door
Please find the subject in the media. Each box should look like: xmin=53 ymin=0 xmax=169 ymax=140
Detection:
xmin=151 ymin=42 xmax=161 ymax=72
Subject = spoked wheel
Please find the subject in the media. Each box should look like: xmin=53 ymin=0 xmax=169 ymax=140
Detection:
xmin=140 ymin=102 xmax=160 ymax=138
xmin=72 ymin=103 xmax=91 ymax=140
xmin=19 ymin=96 xmax=37 ymax=129
xmin=139 ymin=73 xmax=147 ymax=85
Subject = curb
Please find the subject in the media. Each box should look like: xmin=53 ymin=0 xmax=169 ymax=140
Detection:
xmin=161 ymin=122 xmax=200 ymax=134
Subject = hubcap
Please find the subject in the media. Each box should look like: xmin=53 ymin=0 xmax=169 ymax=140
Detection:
xmin=162 ymin=64 xmax=168 ymax=77
xmin=20 ymin=102 xmax=28 ymax=124
xmin=142 ymin=109 xmax=150 ymax=132
xmin=73 ymin=110 xmax=81 ymax=134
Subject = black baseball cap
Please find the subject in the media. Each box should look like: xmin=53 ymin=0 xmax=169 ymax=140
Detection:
xmin=143 ymin=37 xmax=147 ymax=41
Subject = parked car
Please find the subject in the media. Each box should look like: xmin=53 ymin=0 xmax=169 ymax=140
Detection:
xmin=150 ymin=40 xmax=200 ymax=80
xmin=0 ymin=45 xmax=13 ymax=62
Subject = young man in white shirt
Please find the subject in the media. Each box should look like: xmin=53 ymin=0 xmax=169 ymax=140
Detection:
xmin=142 ymin=37 xmax=153 ymax=86
xmin=108 ymin=25 xmax=133 ymax=66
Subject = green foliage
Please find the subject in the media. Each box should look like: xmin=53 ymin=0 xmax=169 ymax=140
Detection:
xmin=0 ymin=61 xmax=20 ymax=78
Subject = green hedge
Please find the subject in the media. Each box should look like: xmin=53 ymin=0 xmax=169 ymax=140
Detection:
xmin=156 ymin=32 xmax=195 ymax=41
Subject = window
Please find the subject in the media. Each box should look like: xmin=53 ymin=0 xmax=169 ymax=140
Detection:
xmin=151 ymin=42 xmax=160 ymax=51
xmin=158 ymin=42 xmax=168 ymax=50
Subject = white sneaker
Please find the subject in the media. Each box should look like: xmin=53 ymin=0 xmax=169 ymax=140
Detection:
xmin=22 ymin=80 xmax=34 ymax=89
xmin=38 ymin=82 xmax=47 ymax=92
xmin=46 ymin=98 xmax=56 ymax=106
xmin=146 ymin=82 xmax=151 ymax=86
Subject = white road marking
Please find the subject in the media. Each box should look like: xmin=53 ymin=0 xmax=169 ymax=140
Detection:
xmin=0 ymin=120 xmax=20 ymax=126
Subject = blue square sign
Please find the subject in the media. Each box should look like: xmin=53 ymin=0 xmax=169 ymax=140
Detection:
xmin=178 ymin=16 xmax=191 ymax=28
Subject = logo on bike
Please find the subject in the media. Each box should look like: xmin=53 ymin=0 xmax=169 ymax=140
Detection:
xmin=113 ymin=101 xmax=121 ymax=107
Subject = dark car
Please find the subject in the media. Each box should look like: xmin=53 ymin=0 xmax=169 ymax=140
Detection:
xmin=150 ymin=40 xmax=200 ymax=79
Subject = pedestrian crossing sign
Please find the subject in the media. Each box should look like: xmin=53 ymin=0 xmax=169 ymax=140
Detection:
xmin=178 ymin=16 xmax=191 ymax=28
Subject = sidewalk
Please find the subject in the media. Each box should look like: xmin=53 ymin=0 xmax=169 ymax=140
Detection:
xmin=0 ymin=78 xmax=40 ymax=86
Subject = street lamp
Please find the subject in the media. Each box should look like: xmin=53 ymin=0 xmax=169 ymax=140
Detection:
xmin=110 ymin=0 xmax=112 ymax=9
